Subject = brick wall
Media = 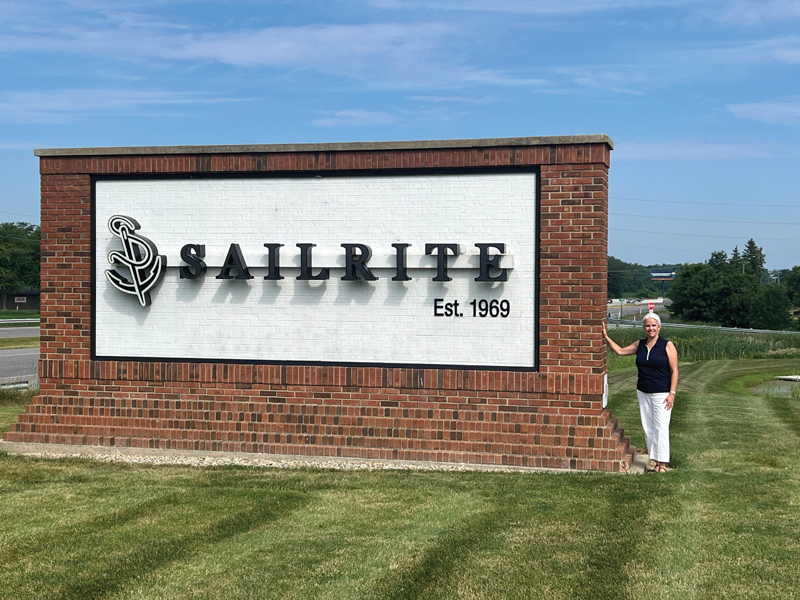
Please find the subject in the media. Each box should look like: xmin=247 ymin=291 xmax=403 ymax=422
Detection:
xmin=5 ymin=137 xmax=635 ymax=471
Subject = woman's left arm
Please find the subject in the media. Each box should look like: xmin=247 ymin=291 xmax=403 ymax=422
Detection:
xmin=665 ymin=341 xmax=678 ymax=409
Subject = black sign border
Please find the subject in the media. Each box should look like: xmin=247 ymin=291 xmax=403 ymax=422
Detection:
xmin=91 ymin=166 xmax=541 ymax=372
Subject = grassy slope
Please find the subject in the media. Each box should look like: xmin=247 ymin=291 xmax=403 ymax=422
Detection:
xmin=0 ymin=337 xmax=38 ymax=350
xmin=0 ymin=310 xmax=39 ymax=319
xmin=0 ymin=359 xmax=799 ymax=599
xmin=0 ymin=406 xmax=27 ymax=434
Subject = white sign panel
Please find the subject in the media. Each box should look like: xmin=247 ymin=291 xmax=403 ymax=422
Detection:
xmin=94 ymin=172 xmax=538 ymax=368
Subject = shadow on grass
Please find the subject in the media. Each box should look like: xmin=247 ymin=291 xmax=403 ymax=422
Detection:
xmin=764 ymin=396 xmax=800 ymax=439
xmin=1 ymin=478 xmax=312 ymax=600
xmin=364 ymin=502 xmax=508 ymax=600
xmin=362 ymin=473 xmax=678 ymax=600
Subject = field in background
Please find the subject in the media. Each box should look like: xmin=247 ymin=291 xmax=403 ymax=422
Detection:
xmin=606 ymin=324 xmax=800 ymax=370
xmin=1 ymin=358 xmax=799 ymax=599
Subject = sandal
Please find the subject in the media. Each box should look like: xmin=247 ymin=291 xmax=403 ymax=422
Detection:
xmin=654 ymin=464 xmax=668 ymax=473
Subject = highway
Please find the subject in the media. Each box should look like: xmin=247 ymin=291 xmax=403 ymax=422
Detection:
xmin=0 ymin=347 xmax=38 ymax=384
xmin=607 ymin=300 xmax=667 ymax=319
xmin=0 ymin=326 xmax=39 ymax=384
xmin=0 ymin=326 xmax=39 ymax=339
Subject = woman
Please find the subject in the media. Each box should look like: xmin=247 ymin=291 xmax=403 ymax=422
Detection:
xmin=602 ymin=313 xmax=678 ymax=473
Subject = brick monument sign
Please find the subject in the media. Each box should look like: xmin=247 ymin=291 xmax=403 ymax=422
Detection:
xmin=3 ymin=136 xmax=635 ymax=471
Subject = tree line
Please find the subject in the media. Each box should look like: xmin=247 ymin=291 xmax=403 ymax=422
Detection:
xmin=607 ymin=256 xmax=676 ymax=298
xmin=669 ymin=238 xmax=799 ymax=331
xmin=2 ymin=222 xmax=798 ymax=331
xmin=0 ymin=222 xmax=40 ymax=310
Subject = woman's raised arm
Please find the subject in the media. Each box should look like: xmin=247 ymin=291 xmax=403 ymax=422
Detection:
xmin=602 ymin=321 xmax=640 ymax=356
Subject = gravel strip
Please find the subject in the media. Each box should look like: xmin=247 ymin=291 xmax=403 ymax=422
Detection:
xmin=25 ymin=451 xmax=513 ymax=472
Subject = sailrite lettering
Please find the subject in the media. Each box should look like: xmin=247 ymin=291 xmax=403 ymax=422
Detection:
xmin=178 ymin=243 xmax=509 ymax=282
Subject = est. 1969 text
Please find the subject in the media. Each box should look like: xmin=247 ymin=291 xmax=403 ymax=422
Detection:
xmin=433 ymin=298 xmax=510 ymax=318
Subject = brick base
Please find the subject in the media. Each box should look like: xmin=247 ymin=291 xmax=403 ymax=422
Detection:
xmin=5 ymin=361 xmax=634 ymax=472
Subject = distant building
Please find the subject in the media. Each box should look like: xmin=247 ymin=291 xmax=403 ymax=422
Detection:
xmin=2 ymin=289 xmax=39 ymax=311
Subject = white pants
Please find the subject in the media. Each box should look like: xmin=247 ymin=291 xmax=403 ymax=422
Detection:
xmin=637 ymin=390 xmax=671 ymax=463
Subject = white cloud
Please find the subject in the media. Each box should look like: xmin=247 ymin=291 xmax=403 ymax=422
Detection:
xmin=0 ymin=0 xmax=42 ymax=23
xmin=0 ymin=141 xmax=39 ymax=150
xmin=709 ymin=0 xmax=800 ymax=26
xmin=0 ymin=89 xmax=243 ymax=123
xmin=0 ymin=8 xmax=553 ymax=90
xmin=2 ymin=1 xmax=799 ymax=102
xmin=380 ymin=0 xmax=800 ymax=23
xmin=368 ymin=0 xmax=689 ymax=14
xmin=0 ymin=12 xmax=509 ymax=89
xmin=614 ymin=141 xmax=772 ymax=160
xmin=552 ymin=66 xmax=646 ymax=94
xmin=312 ymin=109 xmax=398 ymax=127
xmin=551 ymin=35 xmax=800 ymax=94
xmin=452 ymin=70 xmax=548 ymax=87
xmin=728 ymin=96 xmax=800 ymax=124
xmin=409 ymin=95 xmax=496 ymax=104
xmin=702 ymin=36 xmax=800 ymax=65
xmin=310 ymin=104 xmax=473 ymax=127
xmin=175 ymin=23 xmax=453 ymax=71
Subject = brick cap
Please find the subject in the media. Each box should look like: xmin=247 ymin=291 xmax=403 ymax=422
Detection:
xmin=34 ymin=135 xmax=614 ymax=157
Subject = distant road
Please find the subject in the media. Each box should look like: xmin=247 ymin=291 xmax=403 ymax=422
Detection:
xmin=0 ymin=326 xmax=39 ymax=339
xmin=0 ymin=347 xmax=38 ymax=383
xmin=607 ymin=304 xmax=668 ymax=319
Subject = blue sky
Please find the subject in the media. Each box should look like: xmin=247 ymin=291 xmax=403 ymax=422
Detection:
xmin=1 ymin=0 xmax=799 ymax=269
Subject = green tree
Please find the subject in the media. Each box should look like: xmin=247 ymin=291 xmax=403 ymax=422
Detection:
xmin=669 ymin=263 xmax=720 ymax=323
xmin=0 ymin=222 xmax=40 ymax=310
xmin=708 ymin=250 xmax=729 ymax=271
xmin=671 ymin=265 xmax=760 ymax=327
xmin=670 ymin=240 xmax=792 ymax=329
xmin=607 ymin=256 xmax=634 ymax=297
xmin=783 ymin=266 xmax=800 ymax=307
xmin=714 ymin=271 xmax=757 ymax=328
xmin=749 ymin=285 xmax=791 ymax=330
xmin=742 ymin=238 xmax=766 ymax=283
xmin=607 ymin=256 xmax=676 ymax=298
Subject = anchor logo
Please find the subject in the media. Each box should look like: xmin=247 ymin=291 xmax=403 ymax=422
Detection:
xmin=105 ymin=215 xmax=166 ymax=307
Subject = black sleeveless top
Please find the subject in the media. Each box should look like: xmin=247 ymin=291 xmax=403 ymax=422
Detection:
xmin=636 ymin=336 xmax=671 ymax=393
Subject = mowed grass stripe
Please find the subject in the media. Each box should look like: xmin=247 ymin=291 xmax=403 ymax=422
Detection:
xmin=606 ymin=361 xmax=800 ymax=599
xmin=1 ymin=473 xmax=312 ymax=600
xmin=364 ymin=502 xmax=509 ymax=600
xmin=765 ymin=396 xmax=800 ymax=439
xmin=112 ymin=474 xmax=490 ymax=600
xmin=1 ymin=359 xmax=800 ymax=599
xmin=692 ymin=370 xmax=799 ymax=597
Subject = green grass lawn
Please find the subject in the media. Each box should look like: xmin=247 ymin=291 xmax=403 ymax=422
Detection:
xmin=0 ymin=309 xmax=39 ymax=325
xmin=1 ymin=359 xmax=800 ymax=599
xmin=0 ymin=336 xmax=38 ymax=350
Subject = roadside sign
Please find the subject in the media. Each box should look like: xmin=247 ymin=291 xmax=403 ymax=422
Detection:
xmin=14 ymin=297 xmax=26 ymax=303
xmin=650 ymin=271 xmax=676 ymax=281
xmin=648 ymin=302 xmax=654 ymax=311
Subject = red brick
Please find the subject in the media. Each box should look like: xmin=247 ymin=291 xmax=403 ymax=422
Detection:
xmin=12 ymin=140 xmax=631 ymax=471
